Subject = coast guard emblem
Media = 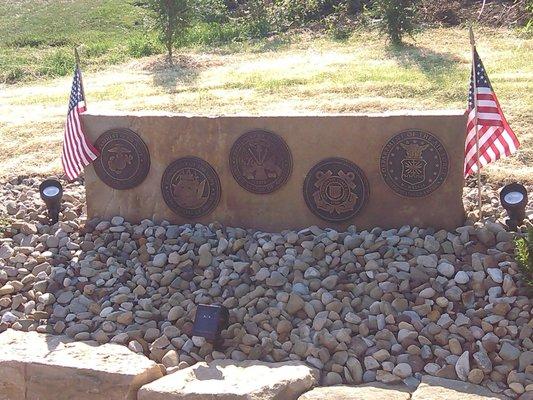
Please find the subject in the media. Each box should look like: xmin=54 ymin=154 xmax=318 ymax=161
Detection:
xmin=304 ymin=158 xmax=369 ymax=222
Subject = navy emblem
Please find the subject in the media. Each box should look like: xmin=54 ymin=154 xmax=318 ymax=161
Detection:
xmin=162 ymin=157 xmax=221 ymax=218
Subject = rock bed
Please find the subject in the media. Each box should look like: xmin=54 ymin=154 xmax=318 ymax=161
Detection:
xmin=0 ymin=176 xmax=532 ymax=399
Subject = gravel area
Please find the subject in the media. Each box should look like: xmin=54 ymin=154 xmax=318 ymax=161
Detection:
xmin=0 ymin=175 xmax=532 ymax=398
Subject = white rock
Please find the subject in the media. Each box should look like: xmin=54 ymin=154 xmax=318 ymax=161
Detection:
xmin=419 ymin=288 xmax=436 ymax=298
xmin=455 ymin=351 xmax=470 ymax=381
xmin=110 ymin=216 xmax=124 ymax=226
xmin=417 ymin=255 xmax=438 ymax=268
xmin=487 ymin=268 xmax=503 ymax=283
xmin=437 ymin=262 xmax=455 ymax=277
xmin=454 ymin=271 xmax=469 ymax=284
xmin=198 ymin=243 xmax=212 ymax=267
xmin=152 ymin=253 xmax=167 ymax=267
xmin=392 ymin=363 xmax=412 ymax=378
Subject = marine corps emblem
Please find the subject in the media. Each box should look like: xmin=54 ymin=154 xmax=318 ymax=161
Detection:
xmin=93 ymin=128 xmax=150 ymax=190
xmin=229 ymin=130 xmax=292 ymax=194
xmin=380 ymin=130 xmax=449 ymax=198
xmin=107 ymin=144 xmax=134 ymax=174
xmin=161 ymin=157 xmax=221 ymax=218
xmin=304 ymin=158 xmax=369 ymax=222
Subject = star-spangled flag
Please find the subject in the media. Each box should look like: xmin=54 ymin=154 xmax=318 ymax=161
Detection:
xmin=464 ymin=48 xmax=519 ymax=177
xmin=61 ymin=65 xmax=99 ymax=180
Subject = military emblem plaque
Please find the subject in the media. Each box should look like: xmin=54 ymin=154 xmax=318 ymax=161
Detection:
xmin=93 ymin=128 xmax=150 ymax=190
xmin=161 ymin=156 xmax=221 ymax=218
xmin=303 ymin=158 xmax=369 ymax=222
xmin=380 ymin=130 xmax=449 ymax=197
xmin=229 ymin=130 xmax=292 ymax=194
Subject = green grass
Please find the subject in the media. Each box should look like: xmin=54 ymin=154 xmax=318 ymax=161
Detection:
xmin=0 ymin=27 xmax=531 ymax=182
xmin=0 ymin=0 xmax=161 ymax=83
xmin=515 ymin=227 xmax=533 ymax=291
xmin=0 ymin=214 xmax=11 ymax=235
xmin=0 ymin=0 xmax=277 ymax=84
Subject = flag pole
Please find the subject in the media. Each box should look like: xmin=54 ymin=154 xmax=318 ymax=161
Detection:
xmin=74 ymin=46 xmax=87 ymax=107
xmin=469 ymin=25 xmax=482 ymax=220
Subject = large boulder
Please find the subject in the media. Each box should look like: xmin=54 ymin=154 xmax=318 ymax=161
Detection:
xmin=138 ymin=360 xmax=319 ymax=400
xmin=297 ymin=383 xmax=411 ymax=400
xmin=0 ymin=329 xmax=163 ymax=400
xmin=411 ymin=376 xmax=508 ymax=400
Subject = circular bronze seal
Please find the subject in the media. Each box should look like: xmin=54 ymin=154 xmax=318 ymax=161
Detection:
xmin=380 ymin=130 xmax=449 ymax=197
xmin=303 ymin=158 xmax=369 ymax=222
xmin=93 ymin=128 xmax=150 ymax=190
xmin=229 ymin=130 xmax=292 ymax=194
xmin=161 ymin=157 xmax=221 ymax=218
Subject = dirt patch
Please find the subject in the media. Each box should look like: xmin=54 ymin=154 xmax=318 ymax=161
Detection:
xmin=139 ymin=54 xmax=225 ymax=72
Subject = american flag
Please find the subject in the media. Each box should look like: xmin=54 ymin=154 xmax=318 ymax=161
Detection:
xmin=61 ymin=65 xmax=99 ymax=180
xmin=464 ymin=48 xmax=519 ymax=177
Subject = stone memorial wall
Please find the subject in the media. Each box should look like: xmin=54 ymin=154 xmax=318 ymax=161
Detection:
xmin=81 ymin=112 xmax=467 ymax=231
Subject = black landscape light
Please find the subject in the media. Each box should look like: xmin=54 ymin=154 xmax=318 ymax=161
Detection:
xmin=192 ymin=304 xmax=229 ymax=347
xmin=500 ymin=183 xmax=528 ymax=231
xmin=39 ymin=179 xmax=63 ymax=225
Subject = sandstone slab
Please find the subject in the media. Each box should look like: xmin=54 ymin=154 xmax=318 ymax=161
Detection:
xmin=412 ymin=376 xmax=508 ymax=400
xmin=138 ymin=360 xmax=319 ymax=400
xmin=297 ymin=383 xmax=411 ymax=400
xmin=0 ymin=329 xmax=163 ymax=400
xmin=82 ymin=112 xmax=466 ymax=231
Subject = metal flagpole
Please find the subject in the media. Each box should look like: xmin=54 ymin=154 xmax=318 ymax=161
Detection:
xmin=74 ymin=46 xmax=87 ymax=107
xmin=469 ymin=26 xmax=482 ymax=220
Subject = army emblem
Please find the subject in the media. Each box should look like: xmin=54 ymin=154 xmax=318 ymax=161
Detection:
xmin=380 ymin=130 xmax=449 ymax=197
xmin=94 ymin=128 xmax=150 ymax=190
xmin=303 ymin=158 xmax=369 ymax=222
xmin=229 ymin=130 xmax=292 ymax=194
xmin=161 ymin=157 xmax=221 ymax=218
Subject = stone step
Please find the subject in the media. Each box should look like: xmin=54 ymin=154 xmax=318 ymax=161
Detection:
xmin=0 ymin=329 xmax=163 ymax=400
xmin=297 ymin=383 xmax=412 ymax=400
xmin=138 ymin=360 xmax=319 ymax=400
xmin=411 ymin=376 xmax=509 ymax=400
xmin=298 ymin=378 xmax=510 ymax=400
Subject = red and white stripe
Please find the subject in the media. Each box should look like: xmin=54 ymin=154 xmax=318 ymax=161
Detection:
xmin=61 ymin=66 xmax=99 ymax=181
xmin=464 ymin=87 xmax=519 ymax=176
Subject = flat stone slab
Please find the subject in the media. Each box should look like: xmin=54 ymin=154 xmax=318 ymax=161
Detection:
xmin=297 ymin=383 xmax=411 ymax=400
xmin=0 ymin=329 xmax=163 ymax=400
xmin=138 ymin=360 xmax=319 ymax=400
xmin=412 ymin=376 xmax=508 ymax=400
xmin=83 ymin=112 xmax=467 ymax=231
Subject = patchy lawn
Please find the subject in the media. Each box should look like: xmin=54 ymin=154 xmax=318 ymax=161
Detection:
xmin=0 ymin=0 xmax=159 ymax=83
xmin=0 ymin=27 xmax=531 ymax=182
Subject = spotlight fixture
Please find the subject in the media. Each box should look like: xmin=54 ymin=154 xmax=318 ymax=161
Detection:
xmin=192 ymin=304 xmax=229 ymax=347
xmin=39 ymin=179 xmax=63 ymax=225
xmin=500 ymin=183 xmax=528 ymax=231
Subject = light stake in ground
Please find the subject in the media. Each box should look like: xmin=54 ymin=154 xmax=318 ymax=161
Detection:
xmin=500 ymin=183 xmax=528 ymax=231
xmin=39 ymin=179 xmax=63 ymax=224
xmin=192 ymin=304 xmax=229 ymax=348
